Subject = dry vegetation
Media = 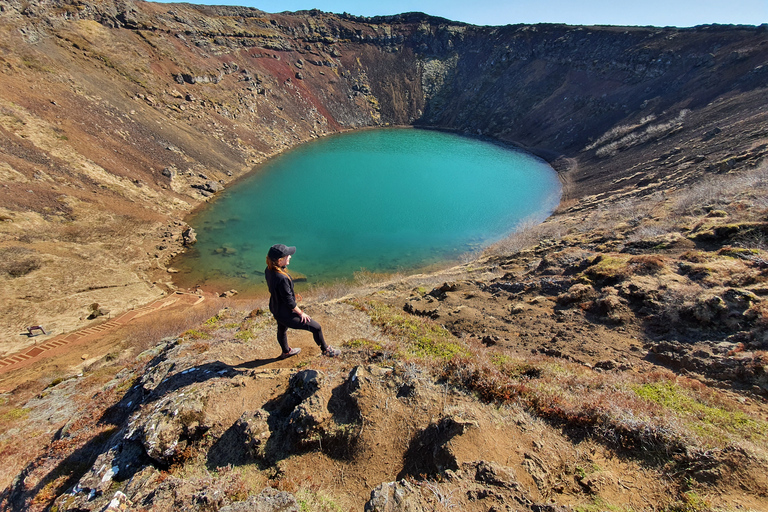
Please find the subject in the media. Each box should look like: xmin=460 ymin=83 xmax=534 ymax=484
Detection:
xmin=0 ymin=4 xmax=766 ymax=510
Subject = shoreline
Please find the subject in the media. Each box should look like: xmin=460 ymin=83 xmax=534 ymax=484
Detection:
xmin=166 ymin=128 xmax=564 ymax=296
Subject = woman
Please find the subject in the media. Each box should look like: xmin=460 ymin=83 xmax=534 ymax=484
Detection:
xmin=264 ymin=243 xmax=340 ymax=359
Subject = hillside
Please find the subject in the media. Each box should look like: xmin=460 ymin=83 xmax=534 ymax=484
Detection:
xmin=0 ymin=0 xmax=767 ymax=510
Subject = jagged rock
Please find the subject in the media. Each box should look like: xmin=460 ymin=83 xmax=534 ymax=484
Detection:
xmin=237 ymin=409 xmax=271 ymax=459
xmin=471 ymin=460 xmax=520 ymax=489
xmin=692 ymin=295 xmax=729 ymax=324
xmin=428 ymin=282 xmax=460 ymax=299
xmin=104 ymin=490 xmax=132 ymax=512
xmin=556 ymin=283 xmax=596 ymax=305
xmin=364 ymin=480 xmax=430 ymax=512
xmin=204 ymin=180 xmax=223 ymax=193
xmin=182 ymin=226 xmax=197 ymax=246
xmin=54 ymin=438 xmax=148 ymax=510
xmin=289 ymin=369 xmax=324 ymax=400
xmin=220 ymin=487 xmax=299 ymax=512
xmin=285 ymin=370 xmax=330 ymax=442
xmin=403 ymin=298 xmax=440 ymax=319
xmin=87 ymin=306 xmax=110 ymax=319
xmin=125 ymin=391 xmax=209 ymax=464
xmin=593 ymin=288 xmax=626 ymax=323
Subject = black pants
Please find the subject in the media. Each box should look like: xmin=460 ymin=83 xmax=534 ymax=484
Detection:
xmin=275 ymin=314 xmax=326 ymax=353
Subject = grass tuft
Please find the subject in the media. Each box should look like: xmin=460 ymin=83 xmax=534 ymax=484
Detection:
xmin=440 ymin=348 xmax=768 ymax=459
xmin=348 ymin=299 xmax=468 ymax=360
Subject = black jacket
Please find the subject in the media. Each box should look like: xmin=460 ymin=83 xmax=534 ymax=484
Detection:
xmin=265 ymin=267 xmax=297 ymax=321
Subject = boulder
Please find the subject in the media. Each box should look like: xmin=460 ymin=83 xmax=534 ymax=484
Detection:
xmin=236 ymin=409 xmax=271 ymax=459
xmin=125 ymin=391 xmax=209 ymax=465
xmin=471 ymin=460 xmax=520 ymax=489
xmin=556 ymin=283 xmax=596 ymax=305
xmin=204 ymin=180 xmax=223 ymax=193
xmin=182 ymin=226 xmax=197 ymax=246
xmin=364 ymin=480 xmax=430 ymax=512
xmin=287 ymin=370 xmax=330 ymax=440
xmin=220 ymin=488 xmax=299 ymax=512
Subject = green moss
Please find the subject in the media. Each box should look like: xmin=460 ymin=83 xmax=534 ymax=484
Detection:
xmin=719 ymin=246 xmax=760 ymax=258
xmin=234 ymin=330 xmax=254 ymax=341
xmin=582 ymin=254 xmax=631 ymax=283
xmin=115 ymin=376 xmax=138 ymax=393
xmin=2 ymin=407 xmax=31 ymax=422
xmin=296 ymin=489 xmax=343 ymax=512
xmin=575 ymin=497 xmax=629 ymax=512
xmin=663 ymin=491 xmax=711 ymax=512
xmin=634 ymin=382 xmax=768 ymax=444
xmin=204 ymin=314 xmax=221 ymax=327
xmin=348 ymin=299 xmax=468 ymax=360
xmin=343 ymin=338 xmax=383 ymax=350
xmin=46 ymin=377 xmax=66 ymax=389
xmin=492 ymin=356 xmax=543 ymax=378
xmin=182 ymin=329 xmax=211 ymax=340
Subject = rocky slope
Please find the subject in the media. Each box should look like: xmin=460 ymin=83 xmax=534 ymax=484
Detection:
xmin=0 ymin=0 xmax=766 ymax=349
xmin=0 ymin=1 xmax=767 ymax=510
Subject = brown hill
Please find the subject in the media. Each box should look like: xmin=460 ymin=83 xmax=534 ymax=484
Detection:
xmin=0 ymin=1 xmax=767 ymax=511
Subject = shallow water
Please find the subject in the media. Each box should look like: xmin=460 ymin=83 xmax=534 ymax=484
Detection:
xmin=171 ymin=128 xmax=561 ymax=292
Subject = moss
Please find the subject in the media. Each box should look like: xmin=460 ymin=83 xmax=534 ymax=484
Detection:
xmin=296 ymin=488 xmax=343 ymax=512
xmin=634 ymin=382 xmax=768 ymax=444
xmin=663 ymin=491 xmax=711 ymax=512
xmin=234 ymin=330 xmax=254 ymax=341
xmin=575 ymin=497 xmax=629 ymax=512
xmin=718 ymin=246 xmax=760 ymax=258
xmin=348 ymin=299 xmax=468 ymax=360
xmin=343 ymin=338 xmax=383 ymax=350
xmin=182 ymin=329 xmax=211 ymax=340
xmin=1 ymin=407 xmax=31 ymax=422
xmin=582 ymin=254 xmax=632 ymax=284
xmin=46 ymin=377 xmax=66 ymax=389
xmin=492 ymin=356 xmax=542 ymax=378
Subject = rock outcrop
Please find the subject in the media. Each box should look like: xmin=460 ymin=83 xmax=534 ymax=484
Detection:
xmin=0 ymin=0 xmax=766 ymax=343
xmin=1 ymin=2 xmax=768 ymax=511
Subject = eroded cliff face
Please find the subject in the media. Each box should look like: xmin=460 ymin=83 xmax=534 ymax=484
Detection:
xmin=0 ymin=0 xmax=766 ymax=347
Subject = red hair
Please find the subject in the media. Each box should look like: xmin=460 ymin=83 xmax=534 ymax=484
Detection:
xmin=266 ymin=256 xmax=290 ymax=278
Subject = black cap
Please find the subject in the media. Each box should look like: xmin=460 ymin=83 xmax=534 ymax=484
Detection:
xmin=267 ymin=244 xmax=296 ymax=261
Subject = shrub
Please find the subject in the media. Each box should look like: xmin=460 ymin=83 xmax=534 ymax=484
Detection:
xmin=627 ymin=254 xmax=665 ymax=275
xmin=440 ymin=348 xmax=768 ymax=458
xmin=348 ymin=299 xmax=468 ymax=360
xmin=0 ymin=247 xmax=41 ymax=277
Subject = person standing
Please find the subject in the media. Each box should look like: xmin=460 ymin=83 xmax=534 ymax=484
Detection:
xmin=264 ymin=244 xmax=340 ymax=359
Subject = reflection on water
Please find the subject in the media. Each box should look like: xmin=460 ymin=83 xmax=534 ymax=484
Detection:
xmin=171 ymin=128 xmax=561 ymax=293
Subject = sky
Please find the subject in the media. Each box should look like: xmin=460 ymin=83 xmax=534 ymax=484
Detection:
xmin=156 ymin=0 xmax=768 ymax=27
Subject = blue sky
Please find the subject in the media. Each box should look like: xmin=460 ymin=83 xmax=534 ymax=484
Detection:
xmin=157 ymin=0 xmax=768 ymax=27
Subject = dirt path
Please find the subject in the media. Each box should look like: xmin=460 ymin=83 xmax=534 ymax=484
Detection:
xmin=0 ymin=291 xmax=206 ymax=377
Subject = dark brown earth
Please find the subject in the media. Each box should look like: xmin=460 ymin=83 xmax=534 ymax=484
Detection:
xmin=0 ymin=1 xmax=767 ymax=511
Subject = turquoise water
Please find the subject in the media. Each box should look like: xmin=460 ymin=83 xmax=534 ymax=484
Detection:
xmin=171 ymin=128 xmax=561 ymax=292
